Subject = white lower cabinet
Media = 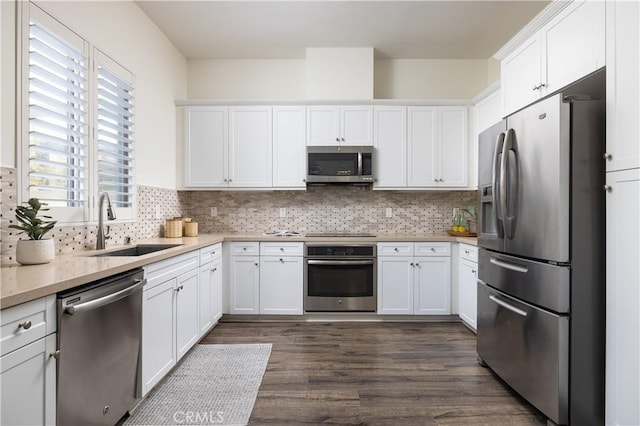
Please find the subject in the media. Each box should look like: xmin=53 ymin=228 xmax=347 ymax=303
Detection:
xmin=1 ymin=296 xmax=57 ymax=426
xmin=198 ymin=243 xmax=223 ymax=336
xmin=457 ymin=244 xmax=479 ymax=331
xmin=259 ymin=242 xmax=303 ymax=315
xmin=377 ymin=242 xmax=451 ymax=315
xmin=142 ymin=251 xmax=200 ymax=396
xmin=229 ymin=242 xmax=303 ymax=315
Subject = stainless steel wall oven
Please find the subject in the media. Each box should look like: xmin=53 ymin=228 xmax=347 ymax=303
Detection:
xmin=304 ymin=243 xmax=377 ymax=312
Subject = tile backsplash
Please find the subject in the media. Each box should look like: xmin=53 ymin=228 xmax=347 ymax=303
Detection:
xmin=178 ymin=186 xmax=475 ymax=235
xmin=1 ymin=166 xmax=475 ymax=265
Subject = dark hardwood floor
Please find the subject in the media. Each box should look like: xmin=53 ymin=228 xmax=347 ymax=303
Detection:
xmin=201 ymin=321 xmax=546 ymax=425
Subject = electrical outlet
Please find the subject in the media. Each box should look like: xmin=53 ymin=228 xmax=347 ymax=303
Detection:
xmin=385 ymin=208 xmax=393 ymax=218
xmin=279 ymin=208 xmax=287 ymax=218
xmin=210 ymin=207 xmax=217 ymax=217
xmin=155 ymin=206 xmax=162 ymax=219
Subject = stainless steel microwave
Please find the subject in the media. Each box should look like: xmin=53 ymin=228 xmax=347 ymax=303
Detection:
xmin=306 ymin=146 xmax=374 ymax=184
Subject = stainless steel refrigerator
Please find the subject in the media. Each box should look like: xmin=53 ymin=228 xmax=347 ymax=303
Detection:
xmin=476 ymin=91 xmax=605 ymax=425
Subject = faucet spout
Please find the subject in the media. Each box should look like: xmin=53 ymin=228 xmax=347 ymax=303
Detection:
xmin=97 ymin=192 xmax=116 ymax=250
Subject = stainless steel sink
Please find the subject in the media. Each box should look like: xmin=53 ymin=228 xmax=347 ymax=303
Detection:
xmin=90 ymin=244 xmax=183 ymax=257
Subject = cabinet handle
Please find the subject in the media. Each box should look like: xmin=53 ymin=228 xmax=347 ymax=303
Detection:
xmin=49 ymin=350 xmax=60 ymax=359
xmin=211 ymin=268 xmax=217 ymax=272
xmin=603 ymin=152 xmax=613 ymax=161
xmin=175 ymin=285 xmax=184 ymax=292
xmin=603 ymin=185 xmax=612 ymax=193
xmin=18 ymin=320 xmax=32 ymax=330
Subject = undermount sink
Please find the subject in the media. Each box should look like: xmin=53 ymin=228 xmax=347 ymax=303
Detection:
xmin=90 ymin=244 xmax=183 ymax=257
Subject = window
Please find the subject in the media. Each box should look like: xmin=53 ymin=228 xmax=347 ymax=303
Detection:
xmin=23 ymin=5 xmax=89 ymax=222
xmin=94 ymin=50 xmax=135 ymax=220
xmin=21 ymin=3 xmax=135 ymax=223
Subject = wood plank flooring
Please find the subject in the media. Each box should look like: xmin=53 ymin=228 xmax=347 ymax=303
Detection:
xmin=200 ymin=321 xmax=546 ymax=425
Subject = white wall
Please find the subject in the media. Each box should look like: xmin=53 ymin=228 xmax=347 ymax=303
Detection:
xmin=9 ymin=0 xmax=187 ymax=188
xmin=487 ymin=58 xmax=501 ymax=84
xmin=188 ymin=59 xmax=305 ymax=99
xmin=374 ymin=59 xmax=489 ymax=99
xmin=187 ymin=57 xmax=493 ymax=100
xmin=1 ymin=1 xmax=16 ymax=167
xmin=306 ymin=47 xmax=374 ymax=100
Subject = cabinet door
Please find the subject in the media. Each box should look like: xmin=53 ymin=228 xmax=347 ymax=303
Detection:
xmin=228 ymin=107 xmax=273 ymax=187
xmin=273 ymin=106 xmax=306 ymax=188
xmin=543 ymin=0 xmax=605 ymax=95
xmin=198 ymin=264 xmax=213 ymax=337
xmin=438 ymin=108 xmax=468 ymax=187
xmin=377 ymin=257 xmax=413 ymax=315
xmin=407 ymin=107 xmax=437 ymax=187
xmin=373 ymin=106 xmax=407 ymax=188
xmin=605 ymin=169 xmax=640 ymax=426
xmin=176 ymin=269 xmax=199 ymax=361
xmin=306 ymin=106 xmax=340 ymax=146
xmin=606 ymin=0 xmax=640 ymax=172
xmin=184 ymin=107 xmax=228 ymax=187
xmin=229 ymin=256 xmax=260 ymax=314
xmin=458 ymin=258 xmax=478 ymax=331
xmin=340 ymin=106 xmax=373 ymax=146
xmin=501 ymin=36 xmax=542 ymax=116
xmin=142 ymin=279 xmax=176 ymax=396
xmin=1 ymin=334 xmax=56 ymax=426
xmin=259 ymin=256 xmax=303 ymax=315
xmin=414 ymin=257 xmax=451 ymax=315
xmin=211 ymin=258 xmax=223 ymax=322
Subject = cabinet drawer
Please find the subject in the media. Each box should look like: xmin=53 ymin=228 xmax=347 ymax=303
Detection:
xmin=459 ymin=244 xmax=478 ymax=263
xmin=144 ymin=251 xmax=199 ymax=290
xmin=229 ymin=242 xmax=259 ymax=256
xmin=260 ymin=242 xmax=303 ymax=256
xmin=414 ymin=242 xmax=451 ymax=256
xmin=377 ymin=243 xmax=414 ymax=256
xmin=199 ymin=243 xmax=222 ymax=265
xmin=1 ymin=296 xmax=55 ymax=356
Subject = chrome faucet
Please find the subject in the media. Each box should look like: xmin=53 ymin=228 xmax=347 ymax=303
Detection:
xmin=96 ymin=192 xmax=116 ymax=250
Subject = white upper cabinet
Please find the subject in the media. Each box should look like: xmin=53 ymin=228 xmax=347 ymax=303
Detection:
xmin=228 ymin=107 xmax=273 ymax=187
xmin=184 ymin=107 xmax=228 ymax=187
xmin=606 ymin=0 xmax=640 ymax=172
xmin=272 ymin=106 xmax=306 ymax=188
xmin=373 ymin=106 xmax=407 ymax=188
xmin=407 ymin=107 xmax=468 ymax=188
xmin=307 ymin=106 xmax=373 ymax=146
xmin=501 ymin=0 xmax=605 ymax=116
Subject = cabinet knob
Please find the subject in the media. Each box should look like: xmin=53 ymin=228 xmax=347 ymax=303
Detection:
xmin=280 ymin=247 xmax=284 ymax=251
xmin=430 ymin=247 xmax=436 ymax=252
xmin=603 ymin=185 xmax=613 ymax=193
xmin=255 ymin=262 xmax=259 ymax=266
xmin=18 ymin=320 xmax=32 ymax=330
xmin=394 ymin=247 xmax=399 ymax=252
xmin=603 ymin=152 xmax=613 ymax=161
xmin=211 ymin=268 xmax=217 ymax=272
xmin=49 ymin=350 xmax=60 ymax=359
xmin=341 ymin=137 xmax=345 ymax=142
xmin=434 ymin=179 xmax=438 ymax=183
xmin=279 ymin=258 xmax=284 ymax=263
xmin=410 ymin=262 xmax=414 ymax=267
xmin=336 ymin=137 xmax=340 ymax=142
xmin=224 ymin=178 xmax=228 ymax=182
xmin=229 ymin=178 xmax=232 ymax=182
xmin=303 ymin=179 xmax=306 ymax=182
xmin=465 ymin=250 xmax=469 ymax=254
xmin=243 ymin=247 xmax=247 ymax=251
xmin=415 ymin=262 xmax=420 ymax=267
xmin=472 ymin=270 xmax=477 ymax=275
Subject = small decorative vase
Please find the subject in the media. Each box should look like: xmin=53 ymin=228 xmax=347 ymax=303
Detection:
xmin=16 ymin=239 xmax=55 ymax=265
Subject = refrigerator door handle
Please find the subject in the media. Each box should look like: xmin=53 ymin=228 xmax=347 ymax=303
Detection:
xmin=489 ymin=294 xmax=528 ymax=317
xmin=489 ymin=256 xmax=529 ymax=273
xmin=501 ymin=128 xmax=519 ymax=239
xmin=492 ymin=132 xmax=506 ymax=239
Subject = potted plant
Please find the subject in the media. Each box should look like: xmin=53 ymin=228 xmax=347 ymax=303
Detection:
xmin=9 ymin=198 xmax=57 ymax=265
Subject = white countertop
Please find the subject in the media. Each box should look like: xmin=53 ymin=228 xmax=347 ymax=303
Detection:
xmin=1 ymin=233 xmax=476 ymax=309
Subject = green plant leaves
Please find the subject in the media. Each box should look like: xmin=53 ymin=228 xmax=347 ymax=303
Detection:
xmin=9 ymin=198 xmax=57 ymax=240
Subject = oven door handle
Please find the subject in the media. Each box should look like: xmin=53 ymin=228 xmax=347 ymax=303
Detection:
xmin=306 ymin=260 xmax=374 ymax=266
xmin=64 ymin=279 xmax=146 ymax=316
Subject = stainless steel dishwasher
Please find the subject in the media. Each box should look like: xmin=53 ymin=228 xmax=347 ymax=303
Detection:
xmin=57 ymin=268 xmax=145 ymax=426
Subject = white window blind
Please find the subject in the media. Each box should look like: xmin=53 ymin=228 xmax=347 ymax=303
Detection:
xmin=94 ymin=50 xmax=135 ymax=218
xmin=26 ymin=10 xmax=88 ymax=221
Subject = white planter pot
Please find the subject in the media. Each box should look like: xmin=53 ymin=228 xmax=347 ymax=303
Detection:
xmin=16 ymin=239 xmax=55 ymax=265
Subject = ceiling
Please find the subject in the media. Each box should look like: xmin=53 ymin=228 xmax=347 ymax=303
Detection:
xmin=136 ymin=1 xmax=550 ymax=60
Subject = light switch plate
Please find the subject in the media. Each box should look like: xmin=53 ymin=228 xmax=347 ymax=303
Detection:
xmin=210 ymin=207 xmax=217 ymax=217
xmin=385 ymin=208 xmax=393 ymax=218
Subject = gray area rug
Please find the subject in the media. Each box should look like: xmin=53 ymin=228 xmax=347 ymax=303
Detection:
xmin=125 ymin=344 xmax=272 ymax=426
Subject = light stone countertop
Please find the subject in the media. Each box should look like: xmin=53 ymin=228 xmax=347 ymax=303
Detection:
xmin=1 ymin=233 xmax=476 ymax=309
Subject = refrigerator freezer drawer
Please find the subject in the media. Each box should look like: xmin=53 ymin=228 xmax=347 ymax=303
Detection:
xmin=478 ymin=248 xmax=570 ymax=313
xmin=477 ymin=281 xmax=568 ymax=425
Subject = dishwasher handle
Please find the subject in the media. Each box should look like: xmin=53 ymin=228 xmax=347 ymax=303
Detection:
xmin=64 ymin=279 xmax=146 ymax=315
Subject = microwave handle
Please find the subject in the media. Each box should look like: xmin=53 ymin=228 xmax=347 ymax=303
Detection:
xmin=357 ymin=152 xmax=363 ymax=176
